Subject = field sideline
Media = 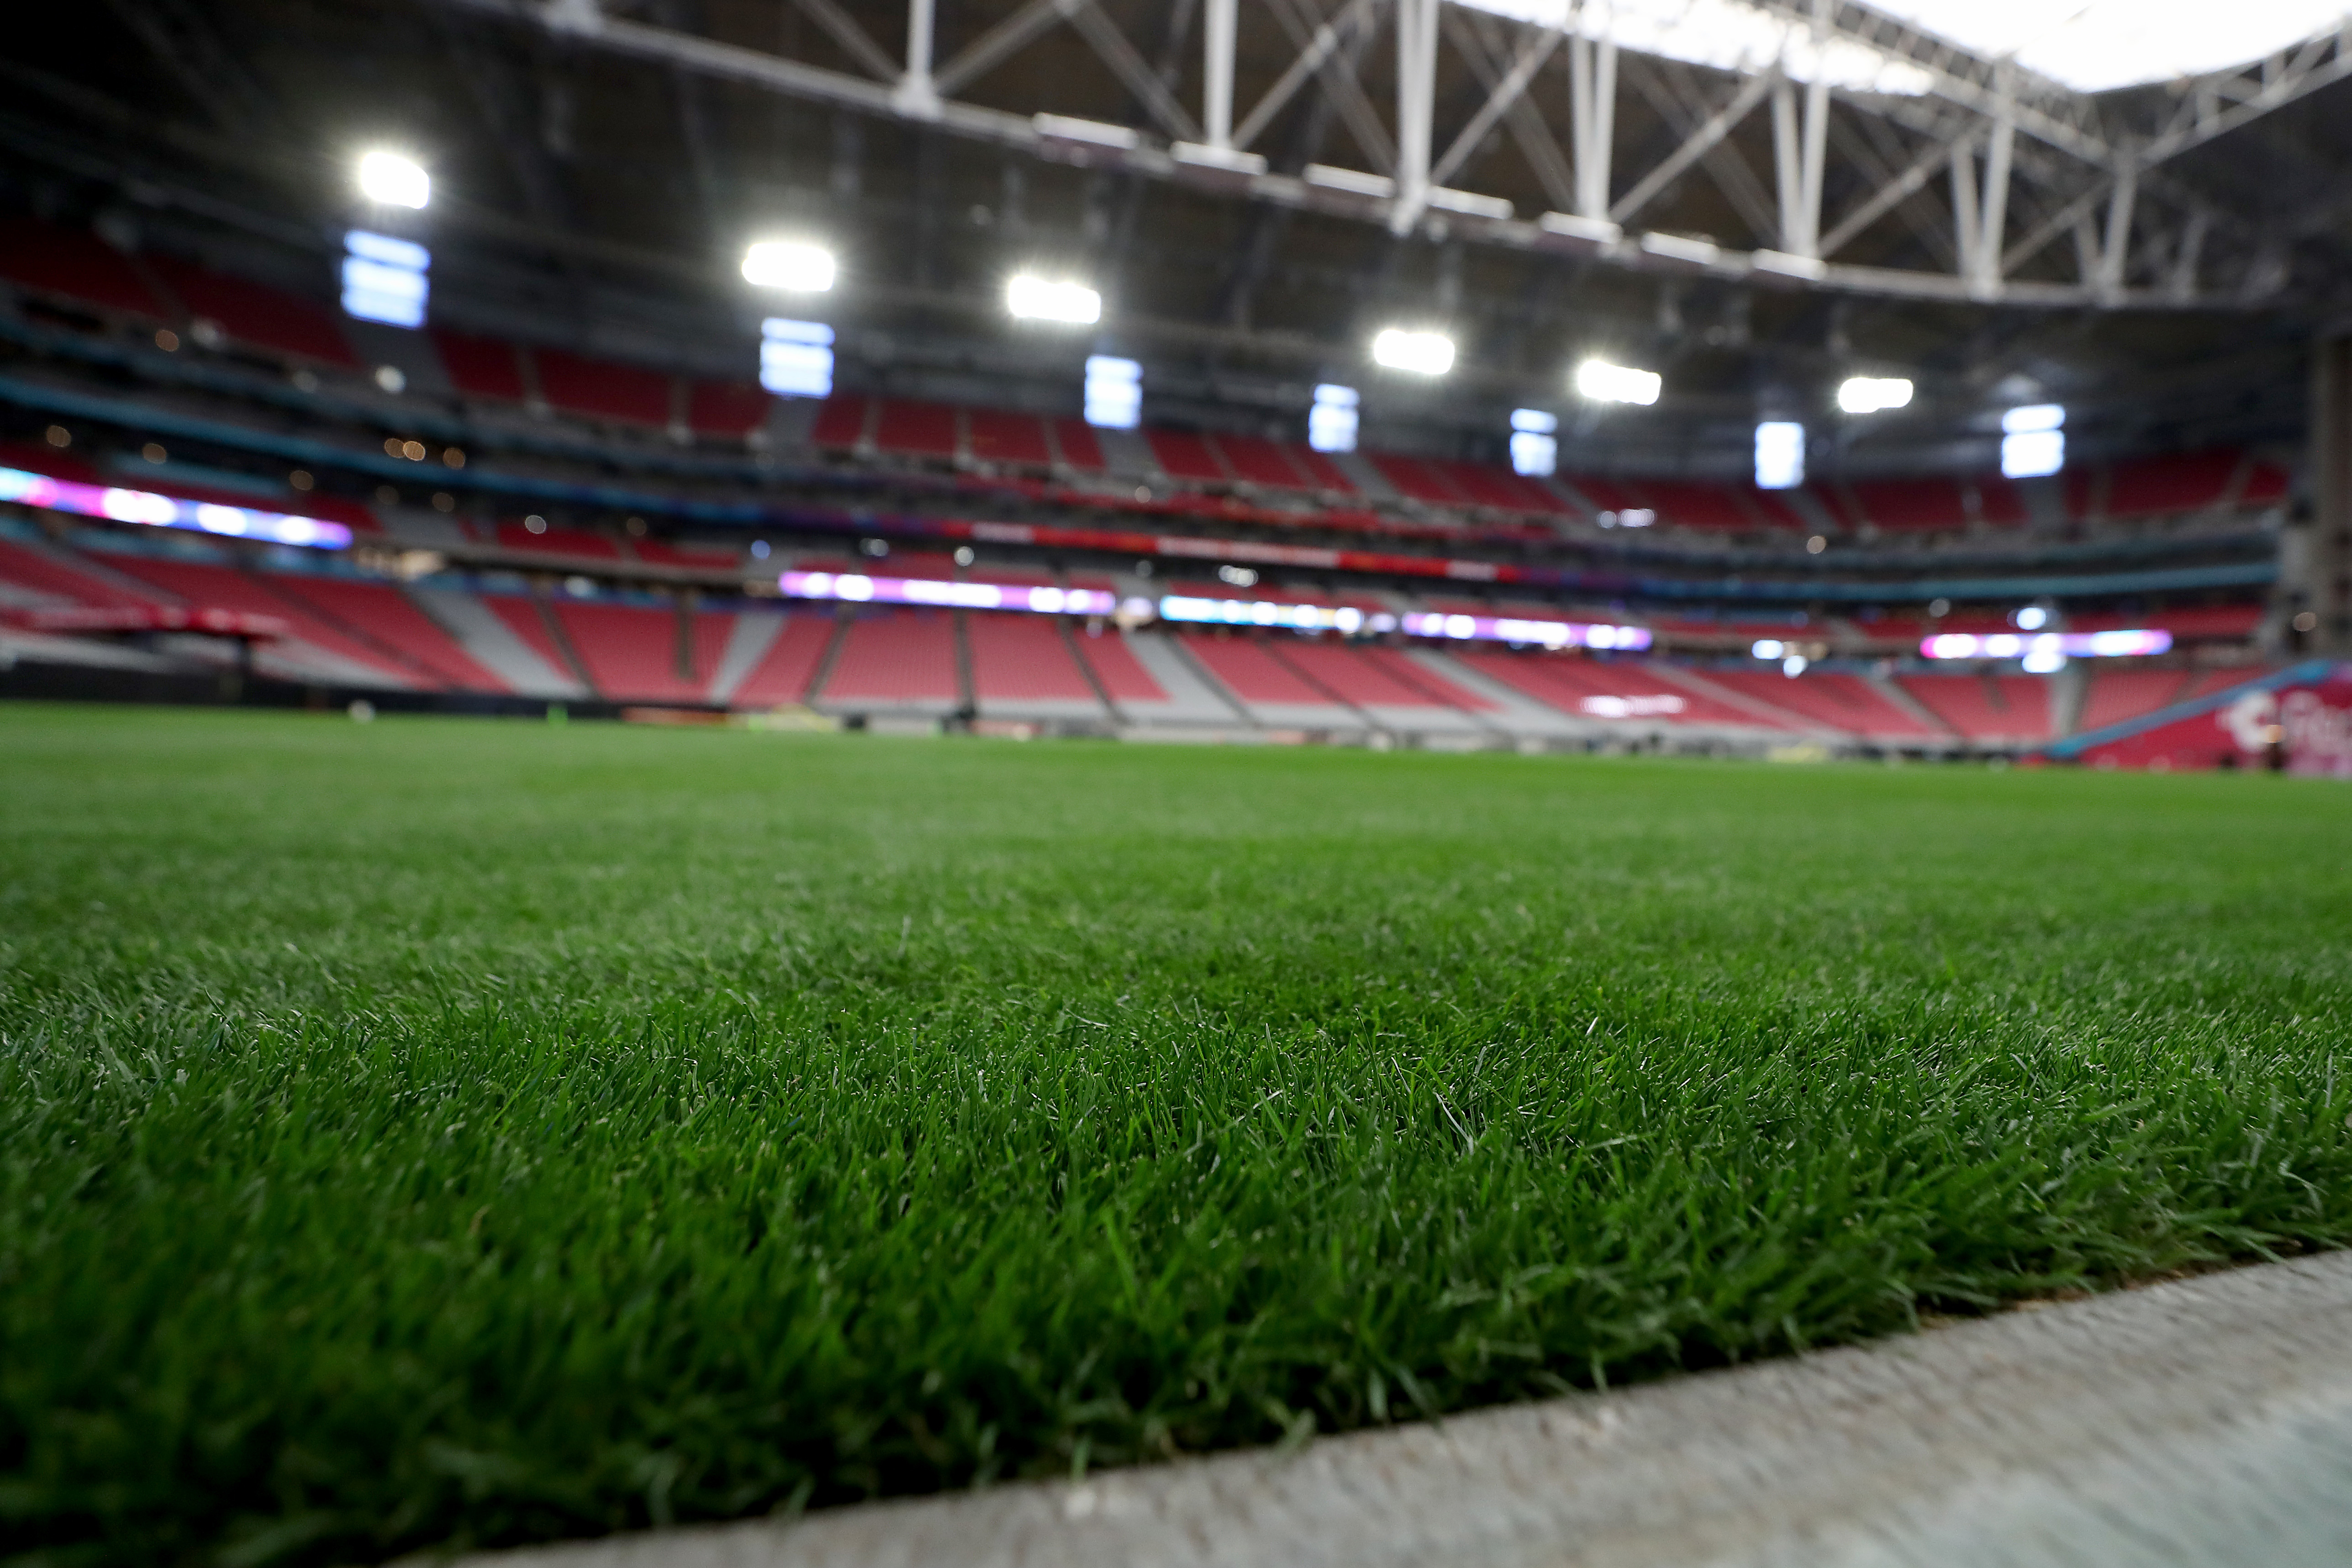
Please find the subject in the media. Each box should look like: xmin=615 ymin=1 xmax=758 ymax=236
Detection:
xmin=5 ymin=704 xmax=2350 ymax=1566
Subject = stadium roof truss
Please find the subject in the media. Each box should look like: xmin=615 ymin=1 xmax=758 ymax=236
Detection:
xmin=434 ymin=0 xmax=2352 ymax=312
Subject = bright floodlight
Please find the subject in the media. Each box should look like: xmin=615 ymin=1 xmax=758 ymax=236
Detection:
xmin=1007 ymin=274 xmax=1102 ymax=325
xmin=1575 ymin=360 xmax=1662 ymax=406
xmin=1837 ymin=376 xmax=1914 ymax=414
xmin=743 ymin=242 xmax=836 ymax=292
xmin=1755 ymin=421 xmax=1805 ymax=489
xmin=1372 ymin=329 xmax=1455 ymax=376
xmin=357 ymin=151 xmax=430 ymax=210
xmin=341 ymin=230 xmax=429 ymax=328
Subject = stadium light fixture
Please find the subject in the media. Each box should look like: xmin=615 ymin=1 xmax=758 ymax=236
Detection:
xmin=1510 ymin=408 xmax=1558 ymax=478
xmin=2001 ymin=403 xmax=2066 ymax=479
xmin=1007 ymin=274 xmax=1102 ymax=325
xmin=1574 ymin=360 xmax=1662 ymax=406
xmin=356 ymin=151 xmax=430 ymax=210
xmin=1837 ymin=376 xmax=1914 ymax=414
xmin=1308 ymin=384 xmax=1359 ymax=453
xmin=1371 ymin=329 xmax=1455 ymax=376
xmin=759 ymin=318 xmax=834 ymax=399
xmin=341 ymin=230 xmax=429 ymax=328
xmin=1752 ymin=639 xmax=1785 ymax=659
xmin=1084 ymin=356 xmax=1142 ymax=429
xmin=1755 ymin=421 xmax=1805 ymax=489
xmin=742 ymin=241 xmax=837 ymax=292
xmin=2014 ymin=606 xmax=2049 ymax=631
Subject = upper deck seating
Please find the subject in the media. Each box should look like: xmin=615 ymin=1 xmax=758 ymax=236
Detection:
xmin=1366 ymin=454 xmax=1465 ymax=505
xmin=810 ymin=395 xmax=870 ymax=449
xmin=1641 ymin=481 xmax=1753 ymax=531
xmin=874 ymin=400 xmax=960 ymax=460
xmin=1145 ymin=431 xmax=1229 ymax=484
xmin=145 ymin=256 xmax=359 ymax=368
xmin=491 ymin=522 xmax=624 ymax=560
xmin=2104 ymin=450 xmax=2240 ymax=518
xmin=0 ymin=219 xmax=169 ymax=319
xmin=688 ymin=380 xmax=772 ymax=438
xmin=535 ymin=349 xmax=671 ymax=427
xmin=1051 ymin=419 xmax=1107 ymax=472
xmin=430 ymin=329 xmax=530 ymax=402
xmin=967 ymin=410 xmax=1053 ymax=468
xmin=1849 ymin=478 xmax=1968 ymax=531
xmin=1211 ymin=434 xmax=1313 ymax=489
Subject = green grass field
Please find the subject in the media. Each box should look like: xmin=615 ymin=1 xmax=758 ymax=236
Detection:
xmin=5 ymin=704 xmax=2352 ymax=1566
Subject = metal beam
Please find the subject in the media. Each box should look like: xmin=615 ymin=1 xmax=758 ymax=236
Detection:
xmin=1608 ymin=68 xmax=1775 ymax=228
xmin=417 ymin=0 xmax=2319 ymax=313
xmin=791 ymin=0 xmax=899 ymax=84
xmin=1428 ymin=24 xmax=1556 ymax=190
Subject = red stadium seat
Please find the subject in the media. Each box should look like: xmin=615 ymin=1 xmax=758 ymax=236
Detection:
xmin=967 ymin=410 xmax=1054 ymax=468
xmin=1896 ymin=674 xmax=2051 ymax=740
xmin=550 ymin=600 xmax=732 ymax=703
xmin=1051 ymin=418 xmax=1107 ymax=472
xmin=1210 ymin=434 xmax=1311 ymax=489
xmin=810 ymin=395 xmax=870 ymax=449
xmin=1640 ymin=481 xmax=1754 ymax=531
xmin=2104 ymin=450 xmax=2240 ymax=518
xmin=1849 ymin=478 xmax=1969 ymax=531
xmin=819 ymin=610 xmax=960 ymax=705
xmin=1367 ymin=454 xmax=1465 ymax=505
xmin=430 ymin=329 xmax=530 ymax=402
xmin=874 ymin=399 xmax=961 ymax=460
xmin=493 ymin=522 xmax=623 ymax=560
xmin=145 ymin=255 xmax=359 ymax=368
xmin=728 ymin=613 xmax=837 ymax=706
xmin=687 ymin=380 xmax=772 ymax=437
xmin=534 ymin=348 xmax=673 ymax=427
xmin=263 ymin=574 xmax=507 ymax=692
xmin=0 ymin=218 xmax=170 ymax=319
xmin=967 ymin=614 xmax=1100 ymax=706
xmin=1145 ymin=431 xmax=1229 ymax=484
xmin=1289 ymin=446 xmax=1356 ymax=493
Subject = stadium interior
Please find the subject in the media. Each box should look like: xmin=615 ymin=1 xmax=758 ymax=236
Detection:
xmin=3 ymin=0 xmax=2348 ymax=768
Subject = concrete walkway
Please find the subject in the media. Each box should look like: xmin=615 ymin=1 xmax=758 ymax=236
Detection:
xmin=465 ymin=1250 xmax=2352 ymax=1568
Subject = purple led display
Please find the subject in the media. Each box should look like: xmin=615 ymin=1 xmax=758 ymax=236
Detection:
xmin=1921 ymin=631 xmax=2171 ymax=660
xmin=780 ymin=571 xmax=1118 ymax=616
xmin=0 ymin=466 xmax=352 ymax=549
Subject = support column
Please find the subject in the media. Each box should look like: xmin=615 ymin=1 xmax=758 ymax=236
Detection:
xmin=1569 ymin=26 xmax=1616 ymax=222
xmin=1972 ymin=63 xmax=2016 ymax=297
xmin=895 ymin=0 xmax=939 ymax=115
xmin=1390 ymin=0 xmax=1437 ymax=233
xmin=1203 ymin=0 xmax=1236 ymax=148
xmin=2305 ymin=335 xmax=2352 ymax=656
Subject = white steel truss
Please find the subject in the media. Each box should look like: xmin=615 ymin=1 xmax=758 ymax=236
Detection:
xmin=434 ymin=0 xmax=2352 ymax=310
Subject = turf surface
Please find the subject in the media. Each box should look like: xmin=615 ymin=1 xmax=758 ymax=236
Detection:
xmin=5 ymin=704 xmax=2351 ymax=1566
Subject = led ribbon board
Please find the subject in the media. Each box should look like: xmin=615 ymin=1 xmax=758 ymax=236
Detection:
xmin=1397 ymin=610 xmax=1652 ymax=650
xmin=780 ymin=572 xmax=1118 ymax=616
xmin=0 ymin=467 xmax=353 ymax=549
xmin=1921 ymin=631 xmax=2172 ymax=659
